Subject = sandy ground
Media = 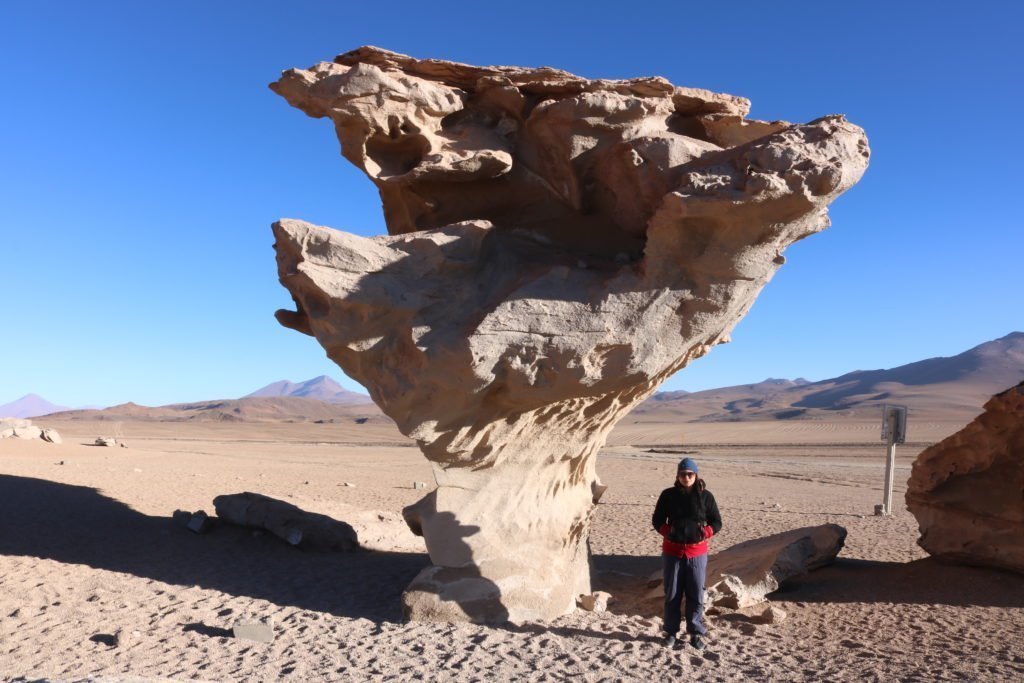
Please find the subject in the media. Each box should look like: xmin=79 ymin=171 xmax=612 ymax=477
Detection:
xmin=1 ymin=417 xmax=1022 ymax=681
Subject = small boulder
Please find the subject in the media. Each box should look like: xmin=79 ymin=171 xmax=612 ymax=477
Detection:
xmin=214 ymin=492 xmax=358 ymax=551
xmin=40 ymin=428 xmax=62 ymax=444
xmin=577 ymin=591 xmax=612 ymax=612
xmin=706 ymin=524 xmax=846 ymax=608
xmin=95 ymin=437 xmax=117 ymax=447
xmin=232 ymin=616 xmax=274 ymax=643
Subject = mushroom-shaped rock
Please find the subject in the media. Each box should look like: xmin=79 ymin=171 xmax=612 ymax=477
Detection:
xmin=270 ymin=47 xmax=869 ymax=622
xmin=907 ymin=381 xmax=1024 ymax=573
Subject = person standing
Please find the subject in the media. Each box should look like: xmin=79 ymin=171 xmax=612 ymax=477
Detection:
xmin=651 ymin=457 xmax=722 ymax=650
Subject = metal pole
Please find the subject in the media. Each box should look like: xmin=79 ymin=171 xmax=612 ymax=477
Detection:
xmin=882 ymin=409 xmax=897 ymax=515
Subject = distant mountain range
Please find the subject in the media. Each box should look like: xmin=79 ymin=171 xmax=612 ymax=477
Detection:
xmin=7 ymin=334 xmax=1022 ymax=424
xmin=0 ymin=394 xmax=71 ymax=419
xmin=633 ymin=332 xmax=1024 ymax=422
xmin=44 ymin=397 xmax=386 ymax=424
xmin=1 ymin=376 xmax=372 ymax=422
xmin=245 ymin=375 xmax=371 ymax=405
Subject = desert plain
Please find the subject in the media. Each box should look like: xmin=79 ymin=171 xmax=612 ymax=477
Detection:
xmin=1 ymin=413 xmax=1022 ymax=681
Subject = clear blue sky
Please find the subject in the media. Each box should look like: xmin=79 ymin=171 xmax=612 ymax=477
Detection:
xmin=1 ymin=1 xmax=1021 ymax=407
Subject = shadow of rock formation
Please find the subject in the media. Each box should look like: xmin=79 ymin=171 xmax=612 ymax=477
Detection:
xmin=0 ymin=475 xmax=428 ymax=623
xmin=781 ymin=557 xmax=1024 ymax=609
xmin=401 ymin=509 xmax=509 ymax=624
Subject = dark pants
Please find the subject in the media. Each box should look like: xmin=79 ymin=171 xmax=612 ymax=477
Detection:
xmin=662 ymin=553 xmax=707 ymax=636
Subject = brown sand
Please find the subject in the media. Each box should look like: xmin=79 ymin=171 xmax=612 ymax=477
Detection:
xmin=1 ymin=418 xmax=1022 ymax=681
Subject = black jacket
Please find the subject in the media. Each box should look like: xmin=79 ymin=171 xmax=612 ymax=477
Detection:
xmin=651 ymin=482 xmax=723 ymax=545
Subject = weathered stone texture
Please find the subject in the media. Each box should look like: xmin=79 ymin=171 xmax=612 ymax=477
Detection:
xmin=705 ymin=524 xmax=847 ymax=608
xmin=907 ymin=381 xmax=1024 ymax=573
xmin=270 ymin=47 xmax=869 ymax=622
xmin=0 ymin=419 xmax=59 ymax=444
xmin=214 ymin=492 xmax=358 ymax=551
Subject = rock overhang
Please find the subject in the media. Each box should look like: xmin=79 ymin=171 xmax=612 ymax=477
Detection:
xmin=268 ymin=47 xmax=869 ymax=622
xmin=271 ymin=47 xmax=866 ymax=264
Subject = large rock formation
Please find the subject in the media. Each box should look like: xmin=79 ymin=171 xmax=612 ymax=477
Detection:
xmin=907 ymin=381 xmax=1024 ymax=573
xmin=269 ymin=47 xmax=869 ymax=622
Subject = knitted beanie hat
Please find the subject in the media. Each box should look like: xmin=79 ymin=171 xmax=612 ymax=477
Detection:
xmin=677 ymin=457 xmax=699 ymax=474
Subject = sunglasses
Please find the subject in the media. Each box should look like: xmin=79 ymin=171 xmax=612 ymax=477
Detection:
xmin=678 ymin=471 xmax=696 ymax=478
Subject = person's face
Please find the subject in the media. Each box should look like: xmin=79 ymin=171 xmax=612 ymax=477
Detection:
xmin=677 ymin=470 xmax=696 ymax=489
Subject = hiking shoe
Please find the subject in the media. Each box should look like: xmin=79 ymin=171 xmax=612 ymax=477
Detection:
xmin=690 ymin=634 xmax=706 ymax=650
xmin=664 ymin=634 xmax=677 ymax=648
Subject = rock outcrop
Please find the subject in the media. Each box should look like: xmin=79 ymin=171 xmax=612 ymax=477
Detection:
xmin=40 ymin=428 xmax=62 ymax=444
xmin=907 ymin=381 xmax=1024 ymax=573
xmin=577 ymin=591 xmax=612 ymax=613
xmin=704 ymin=524 xmax=847 ymax=608
xmin=0 ymin=418 xmax=59 ymax=444
xmin=213 ymin=492 xmax=359 ymax=551
xmin=269 ymin=47 xmax=869 ymax=622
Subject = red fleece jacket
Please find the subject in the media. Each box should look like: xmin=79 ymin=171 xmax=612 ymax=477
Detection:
xmin=659 ymin=523 xmax=714 ymax=559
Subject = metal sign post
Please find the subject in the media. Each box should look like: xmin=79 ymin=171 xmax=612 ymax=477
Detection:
xmin=876 ymin=404 xmax=907 ymax=516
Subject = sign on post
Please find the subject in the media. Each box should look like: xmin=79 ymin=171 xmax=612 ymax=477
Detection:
xmin=880 ymin=404 xmax=907 ymax=444
xmin=876 ymin=404 xmax=908 ymax=516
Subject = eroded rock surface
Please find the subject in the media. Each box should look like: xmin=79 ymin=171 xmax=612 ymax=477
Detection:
xmin=270 ymin=47 xmax=869 ymax=622
xmin=705 ymin=524 xmax=847 ymax=608
xmin=0 ymin=419 xmax=59 ymax=444
xmin=907 ymin=381 xmax=1024 ymax=573
xmin=214 ymin=492 xmax=359 ymax=552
